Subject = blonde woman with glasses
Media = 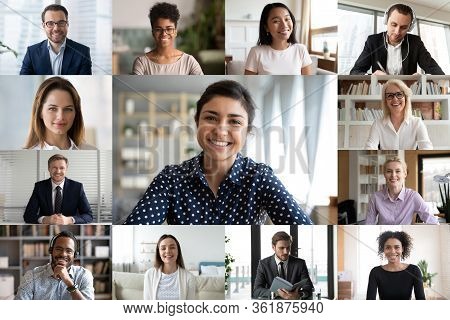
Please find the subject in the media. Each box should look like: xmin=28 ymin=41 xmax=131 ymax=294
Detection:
xmin=365 ymin=79 xmax=432 ymax=150
xmin=132 ymin=2 xmax=203 ymax=75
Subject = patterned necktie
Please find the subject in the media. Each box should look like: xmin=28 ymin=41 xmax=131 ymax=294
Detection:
xmin=54 ymin=186 xmax=62 ymax=213
xmin=279 ymin=261 xmax=286 ymax=280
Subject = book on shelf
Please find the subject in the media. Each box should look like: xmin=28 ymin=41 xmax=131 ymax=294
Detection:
xmin=93 ymin=261 xmax=110 ymax=275
xmin=360 ymin=184 xmax=382 ymax=194
xmin=84 ymin=240 xmax=92 ymax=257
xmin=412 ymin=101 xmax=441 ymax=120
xmin=84 ymin=263 xmax=94 ymax=274
xmin=0 ymin=226 xmax=19 ymax=237
xmin=350 ymin=107 xmax=382 ymax=121
xmin=345 ymin=81 xmax=370 ymax=95
xmin=426 ymin=81 xmax=449 ymax=95
xmin=22 ymin=225 xmax=50 ymax=237
xmin=338 ymin=101 xmax=346 ymax=121
xmin=409 ymin=81 xmax=421 ymax=95
xmin=84 ymin=225 xmax=94 ymax=236
xmin=23 ymin=242 xmax=49 ymax=257
xmin=94 ymin=280 xmax=107 ymax=293
xmin=95 ymin=225 xmax=107 ymax=236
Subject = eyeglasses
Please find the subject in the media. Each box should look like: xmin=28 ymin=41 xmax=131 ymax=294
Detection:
xmin=152 ymin=27 xmax=176 ymax=35
xmin=385 ymin=91 xmax=405 ymax=100
xmin=44 ymin=20 xmax=68 ymax=28
xmin=53 ymin=247 xmax=74 ymax=255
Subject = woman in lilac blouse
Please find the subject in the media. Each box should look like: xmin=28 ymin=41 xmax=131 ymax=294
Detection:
xmin=365 ymin=156 xmax=439 ymax=224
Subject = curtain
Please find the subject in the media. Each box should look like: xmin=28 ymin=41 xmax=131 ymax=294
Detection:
xmin=242 ymin=75 xmax=337 ymax=208
xmin=300 ymin=0 xmax=311 ymax=47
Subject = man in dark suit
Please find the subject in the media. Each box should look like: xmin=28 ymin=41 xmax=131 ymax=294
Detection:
xmin=253 ymin=231 xmax=314 ymax=300
xmin=20 ymin=4 xmax=92 ymax=75
xmin=24 ymin=154 xmax=93 ymax=224
xmin=350 ymin=4 xmax=444 ymax=75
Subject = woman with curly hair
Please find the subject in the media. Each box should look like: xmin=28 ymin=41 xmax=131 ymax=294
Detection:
xmin=366 ymin=231 xmax=425 ymax=300
xmin=132 ymin=2 xmax=203 ymax=75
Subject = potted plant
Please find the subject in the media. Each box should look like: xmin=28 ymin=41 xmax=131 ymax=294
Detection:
xmin=224 ymin=236 xmax=235 ymax=295
xmin=323 ymin=41 xmax=330 ymax=59
xmin=0 ymin=41 xmax=18 ymax=57
xmin=417 ymin=259 xmax=437 ymax=287
xmin=433 ymin=173 xmax=450 ymax=222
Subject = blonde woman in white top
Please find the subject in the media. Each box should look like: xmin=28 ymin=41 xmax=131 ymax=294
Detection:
xmin=244 ymin=3 xmax=313 ymax=75
xmin=143 ymin=234 xmax=197 ymax=300
xmin=24 ymin=77 xmax=95 ymax=150
xmin=365 ymin=79 xmax=433 ymax=150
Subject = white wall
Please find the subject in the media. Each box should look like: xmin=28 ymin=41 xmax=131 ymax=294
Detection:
xmin=113 ymin=0 xmax=196 ymax=28
xmin=225 ymin=0 xmax=303 ymax=60
xmin=132 ymin=226 xmax=224 ymax=271
xmin=0 ymin=76 xmax=112 ymax=150
xmin=342 ymin=225 xmax=449 ymax=299
xmin=226 ymin=0 xmax=301 ymax=20
xmin=340 ymin=0 xmax=450 ymax=24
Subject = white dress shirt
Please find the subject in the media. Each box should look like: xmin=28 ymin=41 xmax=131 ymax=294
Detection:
xmin=31 ymin=138 xmax=96 ymax=150
xmin=386 ymin=40 xmax=403 ymax=75
xmin=365 ymin=116 xmax=433 ymax=150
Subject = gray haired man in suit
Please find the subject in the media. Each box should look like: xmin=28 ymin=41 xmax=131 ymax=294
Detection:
xmin=253 ymin=231 xmax=314 ymax=299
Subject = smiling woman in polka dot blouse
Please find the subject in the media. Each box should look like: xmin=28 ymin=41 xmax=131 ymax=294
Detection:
xmin=124 ymin=80 xmax=313 ymax=225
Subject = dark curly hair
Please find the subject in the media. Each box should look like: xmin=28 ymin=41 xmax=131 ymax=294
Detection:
xmin=257 ymin=3 xmax=297 ymax=46
xmin=377 ymin=231 xmax=413 ymax=259
xmin=148 ymin=2 xmax=180 ymax=28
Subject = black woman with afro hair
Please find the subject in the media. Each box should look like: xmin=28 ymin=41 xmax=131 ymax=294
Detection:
xmin=366 ymin=230 xmax=425 ymax=300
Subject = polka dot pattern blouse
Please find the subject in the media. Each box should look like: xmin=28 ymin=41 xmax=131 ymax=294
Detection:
xmin=124 ymin=153 xmax=313 ymax=225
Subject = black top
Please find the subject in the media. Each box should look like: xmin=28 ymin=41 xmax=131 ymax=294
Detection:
xmin=366 ymin=264 xmax=425 ymax=300
xmin=350 ymin=32 xmax=444 ymax=75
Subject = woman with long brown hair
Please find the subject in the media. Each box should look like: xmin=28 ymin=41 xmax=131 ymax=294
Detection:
xmin=24 ymin=76 xmax=95 ymax=150
xmin=143 ymin=234 xmax=197 ymax=300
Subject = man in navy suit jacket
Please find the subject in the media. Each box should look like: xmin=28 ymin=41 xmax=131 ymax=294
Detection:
xmin=24 ymin=154 xmax=93 ymax=224
xmin=253 ymin=231 xmax=314 ymax=299
xmin=20 ymin=4 xmax=92 ymax=75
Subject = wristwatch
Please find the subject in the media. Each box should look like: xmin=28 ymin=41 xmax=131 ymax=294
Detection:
xmin=66 ymin=284 xmax=79 ymax=293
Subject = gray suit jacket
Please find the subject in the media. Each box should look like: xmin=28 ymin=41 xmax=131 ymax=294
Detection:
xmin=253 ymin=255 xmax=314 ymax=299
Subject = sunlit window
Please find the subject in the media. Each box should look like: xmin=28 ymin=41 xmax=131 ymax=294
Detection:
xmin=418 ymin=22 xmax=450 ymax=74
xmin=338 ymin=5 xmax=374 ymax=73
xmin=310 ymin=0 xmax=337 ymax=54
xmin=225 ymin=226 xmax=251 ymax=300
xmin=419 ymin=155 xmax=450 ymax=207
xmin=0 ymin=0 xmax=111 ymax=74
xmin=339 ymin=4 xmax=449 ymax=74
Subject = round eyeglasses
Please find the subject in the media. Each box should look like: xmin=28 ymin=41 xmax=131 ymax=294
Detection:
xmin=152 ymin=27 xmax=176 ymax=35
